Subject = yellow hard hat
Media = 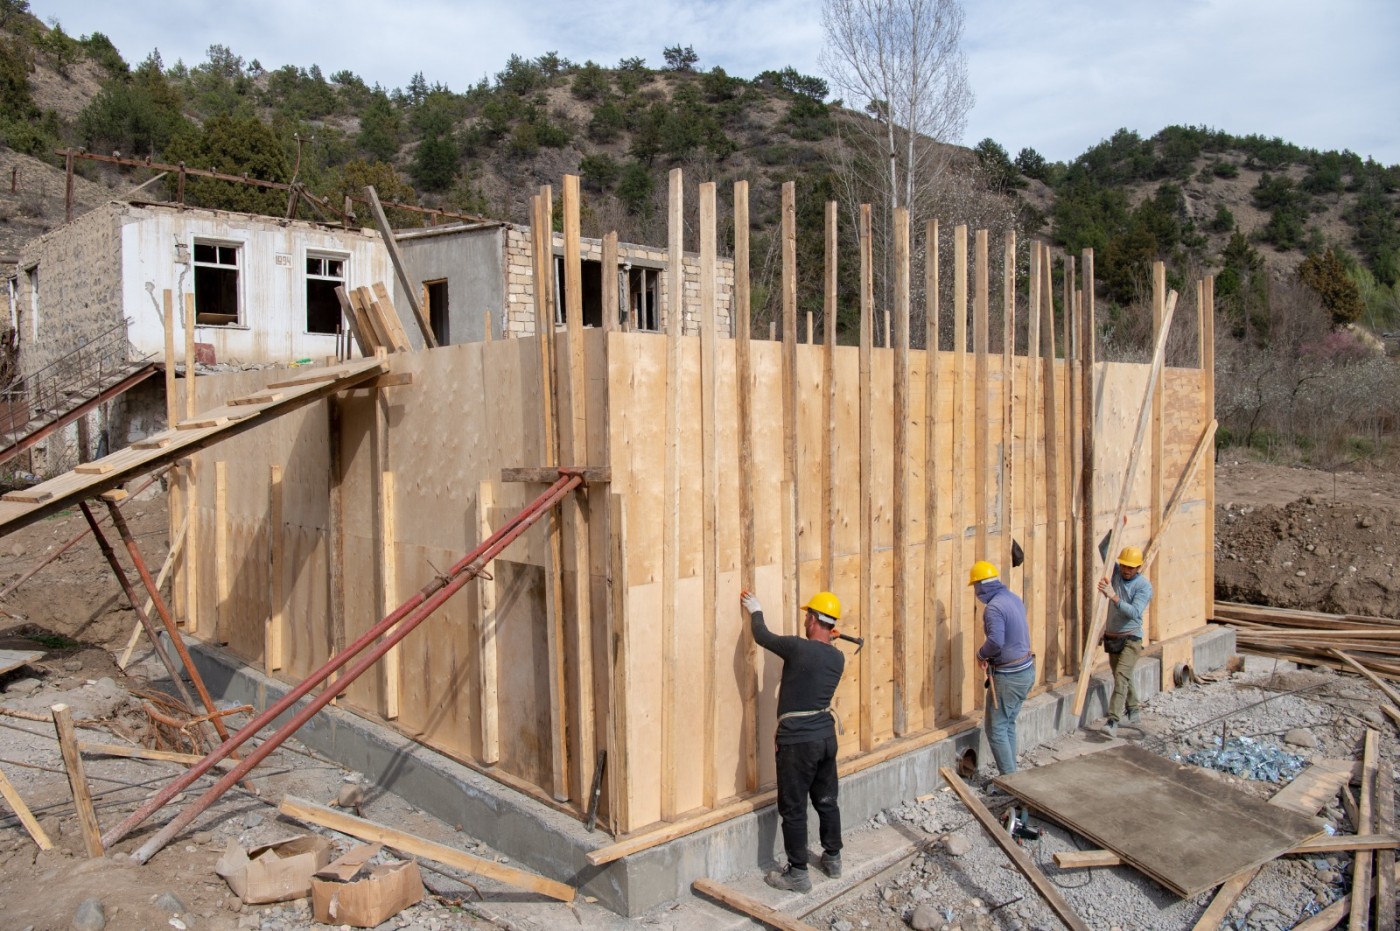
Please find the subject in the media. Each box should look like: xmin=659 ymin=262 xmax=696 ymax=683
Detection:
xmin=968 ymin=560 xmax=999 ymax=585
xmin=801 ymin=591 xmax=842 ymax=622
xmin=1117 ymin=546 xmax=1144 ymax=569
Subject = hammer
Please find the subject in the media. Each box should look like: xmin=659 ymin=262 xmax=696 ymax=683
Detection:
xmin=834 ymin=631 xmax=864 ymax=653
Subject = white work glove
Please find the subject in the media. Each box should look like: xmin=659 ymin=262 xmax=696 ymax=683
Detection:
xmin=740 ymin=591 xmax=762 ymax=615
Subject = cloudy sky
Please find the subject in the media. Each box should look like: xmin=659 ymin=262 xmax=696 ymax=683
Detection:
xmin=32 ymin=0 xmax=1400 ymax=166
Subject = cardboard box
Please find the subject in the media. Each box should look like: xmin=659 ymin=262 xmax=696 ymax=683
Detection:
xmin=311 ymin=845 xmax=423 ymax=928
xmin=214 ymin=834 xmax=333 ymax=904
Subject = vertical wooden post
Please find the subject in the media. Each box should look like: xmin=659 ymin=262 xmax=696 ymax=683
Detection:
xmin=183 ymin=295 xmax=199 ymax=635
xmin=163 ymin=290 xmax=183 ymax=625
xmin=698 ymin=181 xmax=719 ymax=808
xmin=1024 ymin=241 xmax=1039 ymax=666
xmin=781 ymin=181 xmax=799 ymax=631
xmin=924 ymin=220 xmax=943 ymax=724
xmin=1064 ymin=256 xmax=1079 ymax=670
xmin=1040 ymin=244 xmax=1062 ymax=681
xmin=606 ymin=492 xmax=631 ymax=832
xmin=381 ymin=470 xmax=400 ymax=720
xmin=52 ymin=704 xmax=103 ymax=858
xmin=326 ymin=402 xmax=345 ymax=697
xmin=892 ymin=207 xmax=910 ymax=737
xmin=214 ymin=459 xmax=229 ymax=645
xmin=477 ymin=480 xmax=498 ymax=761
xmin=734 ymin=180 xmax=759 ymax=793
xmin=562 ymin=175 xmax=595 ymax=804
xmin=1079 ymin=250 xmax=1096 ymax=673
xmin=1150 ymin=262 xmax=1165 ymax=646
xmin=1374 ymin=764 xmax=1396 ymax=931
xmin=267 ymin=464 xmax=284 ymax=673
xmin=532 ymin=189 xmax=568 ymax=802
xmin=858 ymin=203 xmax=875 ymax=751
xmin=823 ymin=201 xmax=838 ymax=591
xmin=974 ymin=230 xmax=990 ymax=566
xmin=951 ymin=225 xmax=968 ymax=716
xmin=602 ymin=232 xmax=619 ymax=331
xmin=1001 ymin=231 xmax=1016 ymax=579
xmin=1203 ymin=275 xmax=1216 ymax=624
xmin=1350 ymin=729 xmax=1377 ymax=929
xmin=660 ymin=167 xmax=683 ymax=820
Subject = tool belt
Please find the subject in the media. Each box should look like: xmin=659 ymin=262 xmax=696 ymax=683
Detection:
xmin=777 ymin=707 xmax=844 ymax=735
xmin=1103 ymin=635 xmax=1141 ymax=655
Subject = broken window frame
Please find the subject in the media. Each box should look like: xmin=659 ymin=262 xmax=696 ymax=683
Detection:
xmin=304 ymin=251 xmax=348 ymax=336
xmin=192 ymin=239 xmax=243 ymax=328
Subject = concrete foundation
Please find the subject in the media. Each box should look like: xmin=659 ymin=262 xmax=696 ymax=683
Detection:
xmin=184 ymin=625 xmax=1236 ymax=917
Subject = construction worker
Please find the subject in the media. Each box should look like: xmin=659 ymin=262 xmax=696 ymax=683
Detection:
xmin=970 ymin=560 xmax=1040 ymax=840
xmin=1097 ymin=540 xmax=1154 ymax=738
xmin=740 ymin=589 xmax=845 ymax=893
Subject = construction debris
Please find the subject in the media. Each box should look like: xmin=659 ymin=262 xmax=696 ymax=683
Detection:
xmin=1179 ymin=735 xmax=1307 ymax=783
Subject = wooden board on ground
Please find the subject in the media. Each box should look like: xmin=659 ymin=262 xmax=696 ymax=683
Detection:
xmin=0 ymin=650 xmax=43 ymax=676
xmin=996 ymin=744 xmax=1323 ymax=897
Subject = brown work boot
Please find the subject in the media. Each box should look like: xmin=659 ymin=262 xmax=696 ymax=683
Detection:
xmin=818 ymin=852 xmax=842 ymax=879
xmin=764 ymin=864 xmax=812 ymax=892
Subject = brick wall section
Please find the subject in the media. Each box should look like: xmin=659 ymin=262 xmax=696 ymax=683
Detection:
xmin=502 ymin=226 xmax=735 ymax=337
xmin=14 ymin=201 xmax=125 ymax=378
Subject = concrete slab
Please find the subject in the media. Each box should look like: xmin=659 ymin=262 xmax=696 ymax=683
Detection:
xmin=181 ymin=624 xmax=1236 ymax=917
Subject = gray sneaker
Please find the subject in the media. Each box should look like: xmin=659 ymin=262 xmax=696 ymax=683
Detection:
xmin=764 ymin=865 xmax=812 ymax=893
xmin=1104 ymin=719 xmax=1119 ymax=738
xmin=819 ymin=852 xmax=842 ymax=879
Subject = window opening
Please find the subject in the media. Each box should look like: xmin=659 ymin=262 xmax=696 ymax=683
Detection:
xmin=305 ymin=254 xmax=346 ymax=335
xmin=553 ymin=256 xmax=604 ymax=328
xmin=193 ymin=241 xmax=241 ymax=326
xmin=424 ymin=279 xmax=449 ymax=344
xmin=627 ymin=266 xmax=659 ymax=331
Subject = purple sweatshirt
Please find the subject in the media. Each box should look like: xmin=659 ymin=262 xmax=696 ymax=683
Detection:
xmin=974 ymin=579 xmax=1033 ymax=673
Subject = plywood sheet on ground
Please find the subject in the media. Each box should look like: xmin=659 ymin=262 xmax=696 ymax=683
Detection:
xmin=995 ymin=744 xmax=1322 ymax=897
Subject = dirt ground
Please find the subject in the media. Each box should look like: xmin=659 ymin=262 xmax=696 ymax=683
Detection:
xmin=0 ymin=457 xmax=1396 ymax=930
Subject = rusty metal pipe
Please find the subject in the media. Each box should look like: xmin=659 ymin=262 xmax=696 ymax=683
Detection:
xmin=107 ymin=472 xmax=581 ymax=854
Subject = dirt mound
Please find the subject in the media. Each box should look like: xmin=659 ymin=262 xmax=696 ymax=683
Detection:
xmin=1216 ymin=494 xmax=1399 ymax=616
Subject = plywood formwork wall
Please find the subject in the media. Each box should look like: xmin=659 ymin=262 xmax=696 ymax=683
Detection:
xmin=175 ymin=179 xmax=1213 ymax=844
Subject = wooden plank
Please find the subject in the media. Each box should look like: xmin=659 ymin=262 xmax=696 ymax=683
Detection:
xmin=214 ymin=459 xmax=229 ymax=644
xmin=184 ymin=293 xmax=196 ymax=421
xmin=1064 ymin=256 xmax=1080 ymax=671
xmin=333 ymin=284 xmax=372 ymax=357
xmin=892 ymin=206 xmax=910 ymax=736
xmin=163 ymin=289 xmax=177 ymax=429
xmin=1203 ymin=276 xmax=1216 ymax=635
xmin=532 ymin=188 xmax=568 ymax=802
xmin=133 ymin=434 xmax=175 ymax=449
xmin=1349 ymin=729 xmax=1377 ymax=930
xmin=974 ymin=229 xmax=989 ymax=565
xmin=1142 ymin=419 xmax=1217 ymax=570
xmin=267 ymin=465 xmax=284 ymax=672
xmin=1375 ymin=765 xmax=1395 ymax=931
xmin=1331 ymin=649 xmax=1400 ymax=709
xmin=1072 ymin=291 xmax=1178 ymax=716
xmin=1040 ymin=244 xmax=1062 ymax=682
xmin=1001 ymin=230 xmax=1015 ymax=577
xmin=691 ymin=878 xmax=821 ymax=931
xmin=562 ymin=174 xmax=595 ymax=805
xmin=781 ymin=181 xmax=799 ymax=626
xmin=602 ymin=231 xmax=619 ymax=331
xmin=51 ymin=703 xmax=103 ymax=857
xmin=1189 ymin=869 xmax=1258 ymax=930
xmin=349 ymin=287 xmax=392 ymax=353
xmin=1079 ymin=254 xmax=1095 ymax=677
xmin=699 ymin=180 xmax=719 ymax=807
xmin=1060 ymin=834 xmax=1400 ymax=869
xmin=381 ymin=471 xmax=400 ymax=721
xmin=734 ymin=180 xmax=759 ymax=794
xmin=858 ymin=203 xmax=874 ymax=750
xmin=1024 ymin=241 xmax=1039 ymax=674
xmin=941 ymin=767 xmax=1090 ymax=931
xmin=0 ymin=765 xmax=53 ymax=850
xmin=364 ymin=184 xmax=437 ymax=348
xmin=228 ymin=392 xmax=286 ymax=407
xmin=1053 ymin=849 xmax=1123 ymax=869
xmin=951 ymin=224 xmax=968 ymax=717
xmin=117 ymin=515 xmax=184 ymax=670
xmin=1268 ymin=758 xmax=1355 ymax=815
xmin=371 ymin=282 xmax=414 ymax=353
xmin=924 ymin=220 xmax=942 ymax=726
xmin=823 ymin=200 xmax=838 ymax=590
xmin=325 ymin=400 xmax=345 ymax=698
xmin=607 ymin=493 xmax=630 ymax=831
xmin=477 ymin=480 xmax=498 ymax=761
xmin=1149 ymin=263 xmax=1165 ymax=645
xmin=661 ymin=167 xmax=683 ymax=820
xmin=176 ymin=415 xmax=231 ymax=430
xmin=279 ymin=796 xmax=574 ymax=903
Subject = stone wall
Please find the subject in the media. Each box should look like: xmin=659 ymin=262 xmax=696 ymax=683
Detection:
xmin=502 ymin=227 xmax=735 ymax=337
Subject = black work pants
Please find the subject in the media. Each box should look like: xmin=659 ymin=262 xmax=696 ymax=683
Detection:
xmin=775 ymin=736 xmax=842 ymax=869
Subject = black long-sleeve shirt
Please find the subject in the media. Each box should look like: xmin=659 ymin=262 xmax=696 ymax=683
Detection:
xmin=751 ymin=610 xmax=845 ymax=744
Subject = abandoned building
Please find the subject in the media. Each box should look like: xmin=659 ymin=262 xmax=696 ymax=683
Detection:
xmin=0 ymin=172 xmax=1224 ymax=917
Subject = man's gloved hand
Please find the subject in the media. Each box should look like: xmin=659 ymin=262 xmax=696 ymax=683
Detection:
xmin=740 ymin=591 xmax=761 ymax=615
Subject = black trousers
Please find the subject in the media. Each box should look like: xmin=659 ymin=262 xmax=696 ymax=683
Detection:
xmin=775 ymin=735 xmax=842 ymax=869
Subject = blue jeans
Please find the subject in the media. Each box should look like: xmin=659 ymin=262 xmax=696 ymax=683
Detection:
xmin=984 ymin=663 xmax=1035 ymax=775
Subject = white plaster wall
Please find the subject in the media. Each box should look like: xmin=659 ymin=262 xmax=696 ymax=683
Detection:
xmin=119 ymin=206 xmax=392 ymax=364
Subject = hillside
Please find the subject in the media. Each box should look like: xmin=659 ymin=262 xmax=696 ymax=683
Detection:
xmin=2 ymin=10 xmax=1398 ymax=350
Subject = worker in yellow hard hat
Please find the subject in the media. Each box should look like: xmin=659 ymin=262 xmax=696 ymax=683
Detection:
xmin=739 ymin=589 xmax=846 ymax=893
xmin=1097 ymin=531 xmax=1154 ymax=738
